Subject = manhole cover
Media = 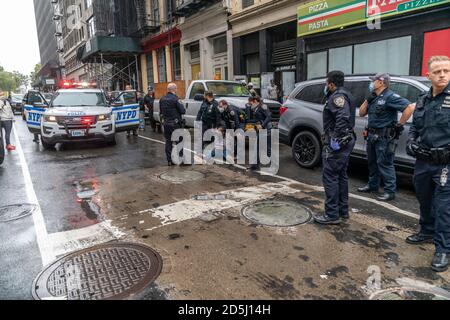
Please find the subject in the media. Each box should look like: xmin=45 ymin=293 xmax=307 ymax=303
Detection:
xmin=32 ymin=243 xmax=163 ymax=300
xmin=370 ymin=287 xmax=450 ymax=300
xmin=241 ymin=201 xmax=312 ymax=227
xmin=159 ymin=170 xmax=205 ymax=183
xmin=0 ymin=204 xmax=37 ymax=222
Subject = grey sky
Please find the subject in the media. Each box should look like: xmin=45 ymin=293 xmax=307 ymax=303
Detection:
xmin=0 ymin=0 xmax=40 ymax=75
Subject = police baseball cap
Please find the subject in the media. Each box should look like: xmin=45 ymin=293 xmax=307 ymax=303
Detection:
xmin=148 ymin=86 xmax=154 ymax=91
xmin=369 ymin=73 xmax=390 ymax=86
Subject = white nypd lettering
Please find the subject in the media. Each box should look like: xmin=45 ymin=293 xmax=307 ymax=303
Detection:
xmin=117 ymin=110 xmax=137 ymax=121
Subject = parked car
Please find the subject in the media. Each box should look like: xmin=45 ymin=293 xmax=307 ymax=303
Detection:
xmin=10 ymin=94 xmax=24 ymax=115
xmin=279 ymin=75 xmax=431 ymax=171
xmin=152 ymin=80 xmax=281 ymax=128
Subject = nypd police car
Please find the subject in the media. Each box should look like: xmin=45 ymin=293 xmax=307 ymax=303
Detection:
xmin=24 ymin=85 xmax=140 ymax=149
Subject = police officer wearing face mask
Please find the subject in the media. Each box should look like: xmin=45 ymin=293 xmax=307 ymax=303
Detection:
xmin=358 ymin=73 xmax=415 ymax=201
xmin=245 ymin=96 xmax=272 ymax=171
xmin=406 ymin=55 xmax=450 ymax=272
xmin=218 ymin=100 xmax=245 ymax=131
xmin=314 ymin=71 xmax=356 ymax=225
xmin=196 ymin=91 xmax=221 ymax=137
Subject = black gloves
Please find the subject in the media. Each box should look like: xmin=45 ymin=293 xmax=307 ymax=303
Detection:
xmin=406 ymin=139 xmax=419 ymax=157
xmin=366 ymin=93 xmax=377 ymax=104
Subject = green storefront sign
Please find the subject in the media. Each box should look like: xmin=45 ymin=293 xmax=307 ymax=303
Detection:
xmin=298 ymin=0 xmax=450 ymax=37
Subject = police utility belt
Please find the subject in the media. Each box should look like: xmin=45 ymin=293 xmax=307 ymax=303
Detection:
xmin=322 ymin=130 xmax=355 ymax=146
xmin=414 ymin=145 xmax=450 ymax=165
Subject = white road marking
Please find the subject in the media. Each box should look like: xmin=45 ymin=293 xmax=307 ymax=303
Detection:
xmin=141 ymin=183 xmax=301 ymax=231
xmin=138 ymin=135 xmax=419 ymax=219
xmin=13 ymin=123 xmax=55 ymax=266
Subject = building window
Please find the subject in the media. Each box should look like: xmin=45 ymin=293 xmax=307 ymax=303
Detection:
xmin=329 ymin=46 xmax=352 ymax=75
xmin=146 ymin=53 xmax=154 ymax=86
xmin=151 ymin=0 xmax=159 ymax=25
xmin=157 ymin=48 xmax=166 ymax=83
xmin=171 ymin=44 xmax=182 ymax=81
xmin=88 ymin=17 xmax=96 ymax=38
xmin=190 ymin=43 xmax=200 ymax=61
xmin=307 ymin=51 xmax=327 ymax=79
xmin=354 ymin=36 xmax=411 ymax=75
xmin=242 ymin=0 xmax=254 ymax=9
xmin=213 ymin=35 xmax=227 ymax=56
xmin=245 ymin=53 xmax=260 ymax=75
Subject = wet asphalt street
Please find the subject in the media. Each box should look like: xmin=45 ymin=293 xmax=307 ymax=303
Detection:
xmin=1 ymin=116 xmax=449 ymax=300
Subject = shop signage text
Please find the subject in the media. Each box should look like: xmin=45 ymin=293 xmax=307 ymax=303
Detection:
xmin=298 ymin=0 xmax=450 ymax=37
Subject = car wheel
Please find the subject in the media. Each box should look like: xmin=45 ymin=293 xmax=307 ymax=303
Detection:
xmin=41 ymin=139 xmax=56 ymax=150
xmin=292 ymin=131 xmax=321 ymax=169
xmin=107 ymin=136 xmax=117 ymax=146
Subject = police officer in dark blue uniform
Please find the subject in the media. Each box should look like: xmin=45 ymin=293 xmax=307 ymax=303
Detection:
xmin=314 ymin=71 xmax=356 ymax=225
xmin=406 ymin=55 xmax=450 ymax=272
xmin=218 ymin=100 xmax=245 ymax=131
xmin=246 ymin=96 xmax=272 ymax=171
xmin=160 ymin=83 xmax=186 ymax=166
xmin=358 ymin=73 xmax=415 ymax=201
xmin=196 ymin=91 xmax=221 ymax=138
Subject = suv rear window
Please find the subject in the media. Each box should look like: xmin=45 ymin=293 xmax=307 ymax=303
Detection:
xmin=295 ymin=84 xmax=326 ymax=104
xmin=389 ymin=82 xmax=424 ymax=103
xmin=345 ymin=81 xmax=371 ymax=108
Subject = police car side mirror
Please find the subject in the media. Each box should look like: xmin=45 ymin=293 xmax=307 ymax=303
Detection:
xmin=194 ymin=94 xmax=204 ymax=102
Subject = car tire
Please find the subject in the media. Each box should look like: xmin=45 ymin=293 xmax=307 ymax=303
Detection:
xmin=107 ymin=136 xmax=117 ymax=146
xmin=41 ymin=139 xmax=56 ymax=151
xmin=292 ymin=130 xmax=322 ymax=169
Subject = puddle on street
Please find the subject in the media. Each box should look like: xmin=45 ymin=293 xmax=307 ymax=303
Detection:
xmin=74 ymin=180 xmax=102 ymax=221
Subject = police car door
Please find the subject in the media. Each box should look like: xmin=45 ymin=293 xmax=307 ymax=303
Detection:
xmin=112 ymin=91 xmax=140 ymax=132
xmin=24 ymin=91 xmax=48 ymax=134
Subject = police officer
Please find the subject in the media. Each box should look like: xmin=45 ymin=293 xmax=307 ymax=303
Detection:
xmin=406 ymin=55 xmax=450 ymax=272
xmin=160 ymin=83 xmax=186 ymax=166
xmin=196 ymin=91 xmax=221 ymax=137
xmin=246 ymin=96 xmax=272 ymax=171
xmin=144 ymin=86 xmax=156 ymax=132
xmin=358 ymin=73 xmax=415 ymax=201
xmin=314 ymin=71 xmax=356 ymax=225
xmin=218 ymin=100 xmax=245 ymax=131
xmin=247 ymin=83 xmax=258 ymax=98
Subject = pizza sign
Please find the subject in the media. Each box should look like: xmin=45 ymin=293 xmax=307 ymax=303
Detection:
xmin=367 ymin=0 xmax=449 ymax=17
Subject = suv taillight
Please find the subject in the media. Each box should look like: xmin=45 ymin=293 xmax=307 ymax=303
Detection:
xmin=280 ymin=106 xmax=288 ymax=116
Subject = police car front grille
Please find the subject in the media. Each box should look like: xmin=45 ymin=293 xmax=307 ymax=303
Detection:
xmin=56 ymin=116 xmax=97 ymax=126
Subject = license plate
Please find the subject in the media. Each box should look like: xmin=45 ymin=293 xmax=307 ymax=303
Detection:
xmin=70 ymin=130 xmax=85 ymax=137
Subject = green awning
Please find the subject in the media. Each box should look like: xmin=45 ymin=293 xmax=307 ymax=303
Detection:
xmin=80 ymin=36 xmax=142 ymax=62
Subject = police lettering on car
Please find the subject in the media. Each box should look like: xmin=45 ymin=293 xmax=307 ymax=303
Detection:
xmin=358 ymin=73 xmax=415 ymax=201
xmin=313 ymin=71 xmax=356 ymax=225
xmin=406 ymin=55 xmax=450 ymax=273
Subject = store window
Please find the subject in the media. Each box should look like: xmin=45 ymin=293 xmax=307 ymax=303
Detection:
xmin=354 ymin=36 xmax=411 ymax=75
xmin=157 ymin=48 xmax=166 ymax=83
xmin=146 ymin=53 xmax=154 ymax=87
xmin=246 ymin=53 xmax=260 ymax=75
xmin=172 ymin=44 xmax=182 ymax=81
xmin=307 ymin=51 xmax=327 ymax=79
xmin=329 ymin=46 xmax=352 ymax=75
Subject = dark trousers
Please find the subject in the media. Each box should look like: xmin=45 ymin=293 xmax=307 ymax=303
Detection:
xmin=322 ymin=139 xmax=356 ymax=219
xmin=164 ymin=122 xmax=182 ymax=162
xmin=414 ymin=160 xmax=450 ymax=254
xmin=367 ymin=135 xmax=397 ymax=194
xmin=1 ymin=120 xmax=13 ymax=145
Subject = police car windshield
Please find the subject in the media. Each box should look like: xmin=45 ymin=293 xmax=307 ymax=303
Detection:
xmin=11 ymin=95 xmax=24 ymax=102
xmin=206 ymin=82 xmax=251 ymax=97
xmin=51 ymin=92 xmax=106 ymax=107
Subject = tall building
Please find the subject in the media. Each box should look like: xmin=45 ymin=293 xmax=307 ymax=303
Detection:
xmin=33 ymin=0 xmax=63 ymax=89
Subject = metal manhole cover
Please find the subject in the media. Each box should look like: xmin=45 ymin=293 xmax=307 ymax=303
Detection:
xmin=159 ymin=170 xmax=205 ymax=183
xmin=241 ymin=201 xmax=312 ymax=227
xmin=370 ymin=287 xmax=450 ymax=300
xmin=32 ymin=243 xmax=163 ymax=300
xmin=0 ymin=204 xmax=37 ymax=222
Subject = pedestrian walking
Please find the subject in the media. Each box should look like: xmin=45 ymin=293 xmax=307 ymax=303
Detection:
xmin=357 ymin=73 xmax=415 ymax=201
xmin=138 ymin=91 xmax=146 ymax=131
xmin=160 ymin=83 xmax=186 ymax=166
xmin=0 ymin=96 xmax=16 ymax=151
xmin=405 ymin=55 xmax=450 ymax=272
xmin=314 ymin=71 xmax=356 ymax=225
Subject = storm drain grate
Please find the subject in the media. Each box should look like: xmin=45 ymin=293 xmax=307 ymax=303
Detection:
xmin=159 ymin=170 xmax=205 ymax=184
xmin=0 ymin=204 xmax=37 ymax=222
xmin=241 ymin=201 xmax=312 ymax=227
xmin=32 ymin=243 xmax=163 ymax=300
xmin=370 ymin=287 xmax=450 ymax=300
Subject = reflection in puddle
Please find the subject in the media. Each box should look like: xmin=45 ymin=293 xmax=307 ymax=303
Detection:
xmin=74 ymin=180 xmax=101 ymax=221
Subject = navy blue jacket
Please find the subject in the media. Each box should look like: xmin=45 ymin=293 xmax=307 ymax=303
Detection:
xmin=160 ymin=92 xmax=186 ymax=123
xmin=323 ymin=87 xmax=356 ymax=139
xmin=368 ymin=89 xmax=410 ymax=129
xmin=246 ymin=104 xmax=272 ymax=129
